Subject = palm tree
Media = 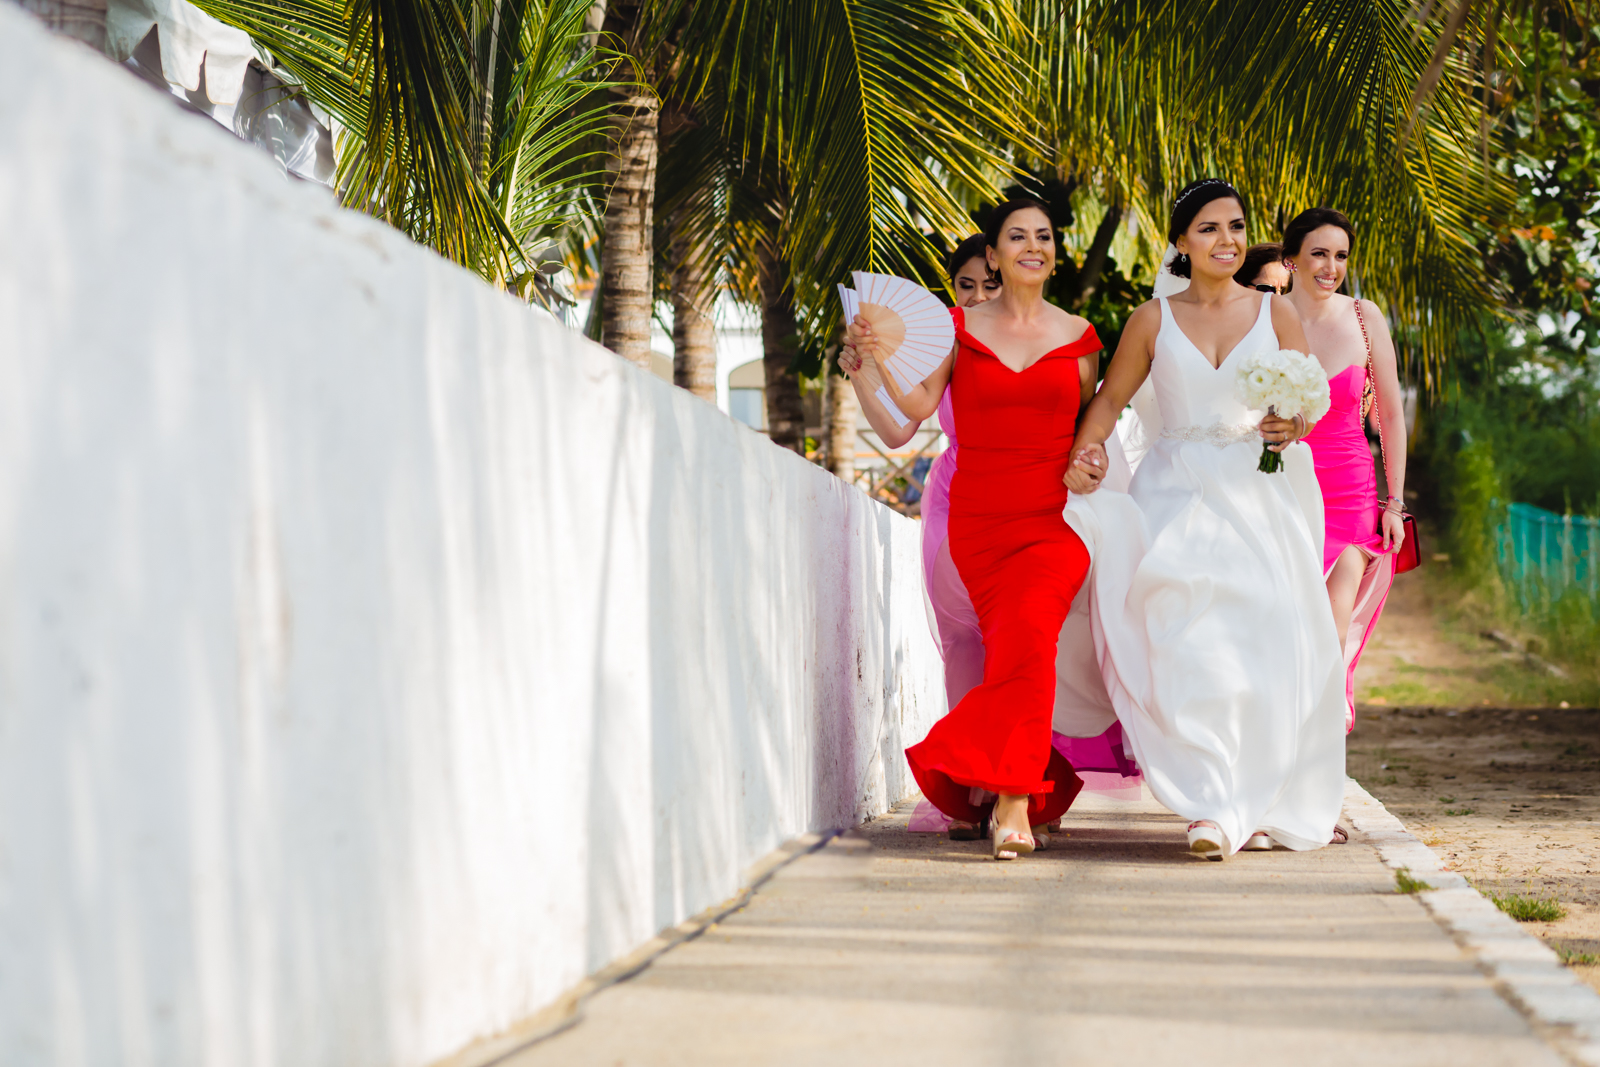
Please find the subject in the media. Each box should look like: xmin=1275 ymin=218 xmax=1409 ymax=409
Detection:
xmin=592 ymin=0 xmax=665 ymax=370
xmin=190 ymin=0 xmax=622 ymax=297
xmin=1022 ymin=0 xmax=1517 ymax=385
xmin=658 ymin=0 xmax=1032 ymax=452
xmin=658 ymin=103 xmax=719 ymax=402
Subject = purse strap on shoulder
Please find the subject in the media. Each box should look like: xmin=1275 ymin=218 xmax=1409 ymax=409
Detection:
xmin=1354 ymin=299 xmax=1400 ymax=513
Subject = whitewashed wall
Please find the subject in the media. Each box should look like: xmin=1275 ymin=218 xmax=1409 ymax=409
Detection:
xmin=0 ymin=9 xmax=943 ymax=1067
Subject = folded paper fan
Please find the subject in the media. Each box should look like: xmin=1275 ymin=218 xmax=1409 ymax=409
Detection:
xmin=838 ymin=282 xmax=910 ymax=428
xmin=849 ymin=271 xmax=955 ymax=400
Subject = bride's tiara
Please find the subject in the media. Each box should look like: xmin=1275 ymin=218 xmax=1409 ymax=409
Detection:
xmin=1174 ymin=178 xmax=1235 ymax=208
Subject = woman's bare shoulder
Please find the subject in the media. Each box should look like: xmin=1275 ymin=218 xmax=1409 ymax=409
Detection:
xmin=1121 ymin=300 xmax=1162 ymax=332
xmin=1053 ymin=305 xmax=1094 ymax=342
xmin=1268 ymin=293 xmax=1301 ymax=322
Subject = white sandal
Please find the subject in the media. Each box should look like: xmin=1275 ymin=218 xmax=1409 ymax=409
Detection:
xmin=1243 ymin=830 xmax=1273 ymax=851
xmin=1187 ymin=820 xmax=1226 ymax=860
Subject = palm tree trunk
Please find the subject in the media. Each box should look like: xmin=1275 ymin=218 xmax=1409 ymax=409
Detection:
xmin=755 ymin=240 xmax=806 ymax=453
xmin=669 ymin=239 xmax=717 ymax=402
xmin=1067 ymin=202 xmax=1123 ymax=310
xmin=599 ymin=89 xmax=658 ymax=370
xmin=826 ymin=373 xmax=858 ymax=481
xmin=19 ymin=0 xmax=107 ymax=50
xmin=597 ymin=0 xmax=657 ymax=371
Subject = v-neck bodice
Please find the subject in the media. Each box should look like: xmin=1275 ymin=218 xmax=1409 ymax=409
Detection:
xmin=1151 ymin=293 xmax=1275 ymax=433
xmin=947 ymin=306 xmax=1102 ymax=516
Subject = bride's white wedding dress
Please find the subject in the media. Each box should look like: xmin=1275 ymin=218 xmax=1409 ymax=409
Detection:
xmin=1065 ymin=294 xmax=1346 ymax=854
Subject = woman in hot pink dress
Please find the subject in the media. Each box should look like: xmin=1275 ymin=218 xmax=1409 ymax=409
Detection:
xmin=839 ymin=232 xmax=1141 ymax=844
xmin=1281 ymin=208 xmax=1407 ymax=732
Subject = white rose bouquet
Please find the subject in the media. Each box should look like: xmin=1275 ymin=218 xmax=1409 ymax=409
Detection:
xmin=1233 ymin=349 xmax=1331 ymax=473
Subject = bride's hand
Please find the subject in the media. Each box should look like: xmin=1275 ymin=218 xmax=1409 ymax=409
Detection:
xmin=1258 ymin=413 xmax=1300 ymax=453
xmin=838 ymin=343 xmax=863 ymax=375
xmin=1065 ymin=442 xmax=1107 ymax=494
xmin=1381 ymin=508 xmax=1406 ymax=551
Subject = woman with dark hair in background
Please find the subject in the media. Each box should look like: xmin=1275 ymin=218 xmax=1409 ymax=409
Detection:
xmin=1283 ymin=207 xmax=1406 ymax=734
xmin=1064 ymin=178 xmax=1346 ymax=859
xmin=1235 ymin=242 xmax=1290 ymax=295
xmin=845 ymin=199 xmax=1104 ymax=860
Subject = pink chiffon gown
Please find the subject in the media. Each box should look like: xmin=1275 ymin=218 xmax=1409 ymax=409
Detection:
xmin=908 ymin=383 xmax=1142 ymax=833
xmin=1301 ymin=363 xmax=1395 ymax=733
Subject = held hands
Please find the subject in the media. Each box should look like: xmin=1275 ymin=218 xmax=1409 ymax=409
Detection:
xmin=1064 ymin=441 xmax=1107 ymax=494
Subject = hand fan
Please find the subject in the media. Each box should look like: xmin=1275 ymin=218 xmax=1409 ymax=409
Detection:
xmin=838 ymin=283 xmax=911 ymax=428
xmin=850 ymin=271 xmax=955 ymax=400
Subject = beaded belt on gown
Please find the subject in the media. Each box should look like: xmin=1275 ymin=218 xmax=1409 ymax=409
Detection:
xmin=1159 ymin=423 xmax=1259 ymax=447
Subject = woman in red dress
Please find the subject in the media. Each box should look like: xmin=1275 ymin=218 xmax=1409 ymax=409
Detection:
xmin=848 ymin=199 xmax=1101 ymax=859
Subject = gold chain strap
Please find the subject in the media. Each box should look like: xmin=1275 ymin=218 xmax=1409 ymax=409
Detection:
xmin=1354 ymin=300 xmax=1401 ymax=513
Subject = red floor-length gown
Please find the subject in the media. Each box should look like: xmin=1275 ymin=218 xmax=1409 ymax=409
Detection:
xmin=905 ymin=307 xmax=1100 ymax=826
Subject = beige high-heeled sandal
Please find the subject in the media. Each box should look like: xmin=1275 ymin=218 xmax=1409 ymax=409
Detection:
xmin=992 ymin=818 xmax=1035 ymax=860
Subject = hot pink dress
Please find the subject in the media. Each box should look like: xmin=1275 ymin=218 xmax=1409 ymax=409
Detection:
xmin=1301 ymin=363 xmax=1394 ymax=732
xmin=907 ymin=320 xmax=1141 ymax=832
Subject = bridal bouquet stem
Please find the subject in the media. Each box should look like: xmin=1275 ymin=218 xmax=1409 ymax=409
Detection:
xmin=1234 ymin=349 xmax=1331 ymax=473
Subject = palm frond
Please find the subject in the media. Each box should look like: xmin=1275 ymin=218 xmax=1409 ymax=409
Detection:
xmin=191 ymin=0 xmax=624 ymax=288
xmin=1021 ymin=0 xmax=1516 ymax=385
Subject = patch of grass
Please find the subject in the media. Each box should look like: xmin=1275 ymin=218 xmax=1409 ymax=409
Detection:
xmin=1437 ymin=796 xmax=1457 ymax=804
xmin=1444 ymin=807 xmax=1476 ymax=816
xmin=1486 ymin=891 xmax=1566 ymax=922
xmin=1364 ymin=680 xmax=1451 ymax=705
xmin=1381 ymin=774 xmax=1399 ymax=785
xmin=1555 ymin=944 xmax=1599 ymax=966
xmin=1394 ymin=868 xmax=1432 ymax=894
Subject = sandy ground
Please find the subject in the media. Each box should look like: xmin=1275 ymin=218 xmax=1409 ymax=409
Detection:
xmin=1351 ymin=563 xmax=1600 ymax=991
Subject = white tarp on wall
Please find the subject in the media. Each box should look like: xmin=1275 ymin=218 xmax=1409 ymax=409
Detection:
xmin=0 ymin=8 xmax=943 ymax=1066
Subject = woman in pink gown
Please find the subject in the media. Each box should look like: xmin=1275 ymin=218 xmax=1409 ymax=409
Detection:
xmin=840 ymin=234 xmax=1141 ymax=843
xmin=1281 ymin=208 xmax=1407 ymax=732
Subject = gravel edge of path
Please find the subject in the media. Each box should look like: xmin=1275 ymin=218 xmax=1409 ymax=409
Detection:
xmin=1345 ymin=778 xmax=1600 ymax=1066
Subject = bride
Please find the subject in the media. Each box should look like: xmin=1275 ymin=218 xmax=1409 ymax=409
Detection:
xmin=1064 ymin=178 xmax=1346 ymax=858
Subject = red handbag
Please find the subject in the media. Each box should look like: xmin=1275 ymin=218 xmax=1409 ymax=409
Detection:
xmin=1354 ymin=302 xmax=1420 ymax=574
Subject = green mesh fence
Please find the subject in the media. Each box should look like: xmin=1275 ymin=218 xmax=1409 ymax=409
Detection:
xmin=1494 ymin=502 xmax=1600 ymax=612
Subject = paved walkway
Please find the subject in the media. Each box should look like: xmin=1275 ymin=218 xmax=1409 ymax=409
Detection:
xmin=514 ymin=791 xmax=1566 ymax=1067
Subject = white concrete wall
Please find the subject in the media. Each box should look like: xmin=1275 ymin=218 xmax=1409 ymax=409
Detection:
xmin=0 ymin=9 xmax=944 ymax=1067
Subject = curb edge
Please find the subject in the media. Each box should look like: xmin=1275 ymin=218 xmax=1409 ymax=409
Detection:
xmin=1344 ymin=778 xmax=1600 ymax=1066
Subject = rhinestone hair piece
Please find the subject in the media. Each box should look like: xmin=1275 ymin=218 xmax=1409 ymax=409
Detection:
xmin=1174 ymin=178 xmax=1235 ymax=209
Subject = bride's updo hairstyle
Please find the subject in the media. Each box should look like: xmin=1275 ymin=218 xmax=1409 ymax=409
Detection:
xmin=1282 ymin=206 xmax=1356 ymax=257
xmin=1167 ymin=178 xmax=1244 ymax=278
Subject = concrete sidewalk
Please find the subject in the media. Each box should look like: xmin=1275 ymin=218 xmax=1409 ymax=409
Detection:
xmin=510 ymin=791 xmax=1568 ymax=1067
